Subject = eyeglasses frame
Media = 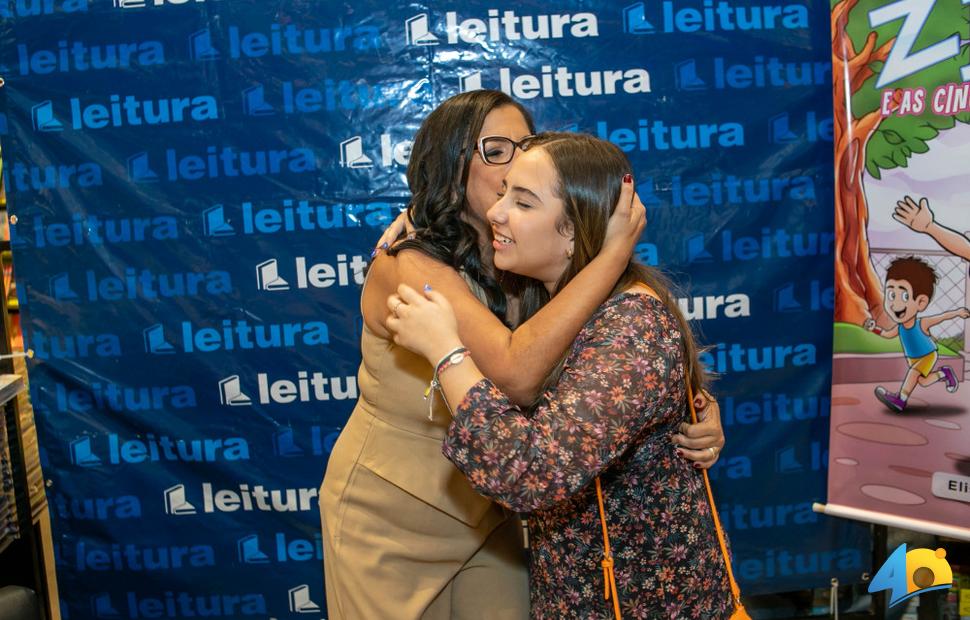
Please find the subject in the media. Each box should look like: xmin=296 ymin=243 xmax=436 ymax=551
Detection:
xmin=475 ymin=134 xmax=538 ymax=165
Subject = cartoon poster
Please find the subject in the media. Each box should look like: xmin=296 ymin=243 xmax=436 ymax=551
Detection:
xmin=823 ymin=0 xmax=970 ymax=537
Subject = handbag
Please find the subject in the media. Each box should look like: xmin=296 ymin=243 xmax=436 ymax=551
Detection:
xmin=593 ymin=381 xmax=750 ymax=620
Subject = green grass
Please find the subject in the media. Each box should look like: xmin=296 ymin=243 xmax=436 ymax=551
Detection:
xmin=834 ymin=322 xmax=959 ymax=356
xmin=938 ymin=335 xmax=965 ymax=354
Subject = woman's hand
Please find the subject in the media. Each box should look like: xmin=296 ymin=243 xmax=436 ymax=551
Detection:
xmin=386 ymin=284 xmax=463 ymax=364
xmin=372 ymin=209 xmax=414 ymax=256
xmin=672 ymin=390 xmax=725 ymax=469
xmin=601 ymin=175 xmax=647 ymax=261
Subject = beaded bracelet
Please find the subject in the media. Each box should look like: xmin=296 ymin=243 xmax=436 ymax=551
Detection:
xmin=424 ymin=346 xmax=470 ymax=421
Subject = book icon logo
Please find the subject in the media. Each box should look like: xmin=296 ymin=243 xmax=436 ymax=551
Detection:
xmin=32 ymin=100 xmax=64 ymax=132
xmin=237 ymin=534 xmax=270 ymax=564
xmin=288 ymin=585 xmax=321 ymax=614
xmin=219 ymin=375 xmax=252 ymax=407
xmin=143 ymin=324 xmax=175 ymax=355
xmin=127 ymin=152 xmax=159 ymax=183
xmin=774 ymin=446 xmax=803 ymax=473
xmin=49 ymin=273 xmax=78 ymax=300
xmin=675 ymin=59 xmax=707 ymax=91
xmin=773 ymin=282 xmax=801 ymax=312
xmin=70 ymin=437 xmax=101 ymax=467
xmin=203 ymin=205 xmax=235 ymax=237
xmin=685 ymin=233 xmax=713 ymax=263
xmin=273 ymin=426 xmax=304 ymax=457
xmin=164 ymin=484 xmax=197 ymax=516
xmin=769 ymin=113 xmax=799 ymax=144
xmin=242 ymin=84 xmax=275 ymax=117
xmin=459 ymin=72 xmax=483 ymax=93
xmin=90 ymin=593 xmax=120 ymax=618
xmin=405 ymin=14 xmax=439 ymax=46
xmin=339 ymin=137 xmax=374 ymax=169
xmin=256 ymin=259 xmax=290 ymax=292
xmin=189 ymin=28 xmax=220 ymax=61
xmin=623 ymin=2 xmax=655 ymax=34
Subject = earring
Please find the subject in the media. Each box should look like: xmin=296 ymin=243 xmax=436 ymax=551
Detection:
xmin=566 ymin=247 xmax=574 ymax=259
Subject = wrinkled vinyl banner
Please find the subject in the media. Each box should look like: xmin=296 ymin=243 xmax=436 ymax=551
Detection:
xmin=0 ymin=0 xmax=869 ymax=617
xmin=825 ymin=0 xmax=970 ymax=537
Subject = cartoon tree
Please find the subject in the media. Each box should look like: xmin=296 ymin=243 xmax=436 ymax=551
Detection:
xmin=831 ymin=0 xmax=970 ymax=325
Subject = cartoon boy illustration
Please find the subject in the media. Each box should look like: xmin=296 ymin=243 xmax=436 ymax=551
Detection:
xmin=865 ymin=256 xmax=969 ymax=412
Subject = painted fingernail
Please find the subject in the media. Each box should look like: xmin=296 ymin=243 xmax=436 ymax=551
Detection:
xmin=370 ymin=249 xmax=378 ymax=258
xmin=675 ymin=449 xmax=684 ymax=457
xmin=622 ymin=173 xmax=633 ymax=184
xmin=693 ymin=463 xmax=702 ymax=469
xmin=381 ymin=241 xmax=389 ymax=249
xmin=423 ymin=284 xmax=432 ymax=292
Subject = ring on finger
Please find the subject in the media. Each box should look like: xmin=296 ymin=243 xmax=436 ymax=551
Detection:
xmin=392 ymin=300 xmax=404 ymax=315
xmin=708 ymin=446 xmax=718 ymax=458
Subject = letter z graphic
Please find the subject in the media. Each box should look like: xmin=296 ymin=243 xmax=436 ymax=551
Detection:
xmin=869 ymin=0 xmax=961 ymax=88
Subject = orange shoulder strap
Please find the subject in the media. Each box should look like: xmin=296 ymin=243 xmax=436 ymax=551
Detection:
xmin=687 ymin=385 xmax=745 ymax=610
xmin=595 ymin=477 xmax=622 ymax=619
xmin=594 ymin=286 xmax=745 ymax=618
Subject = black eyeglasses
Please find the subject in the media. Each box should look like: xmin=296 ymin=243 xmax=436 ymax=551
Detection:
xmin=476 ymin=135 xmax=537 ymax=165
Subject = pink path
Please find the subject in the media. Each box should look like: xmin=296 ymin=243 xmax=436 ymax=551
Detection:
xmin=828 ymin=379 xmax=970 ymax=528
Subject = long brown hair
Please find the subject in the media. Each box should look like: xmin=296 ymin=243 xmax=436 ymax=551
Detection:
xmin=517 ymin=132 xmax=708 ymax=397
xmin=388 ymin=90 xmax=536 ymax=324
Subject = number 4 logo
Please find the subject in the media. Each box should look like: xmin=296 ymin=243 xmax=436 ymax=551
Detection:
xmin=868 ymin=543 xmax=953 ymax=608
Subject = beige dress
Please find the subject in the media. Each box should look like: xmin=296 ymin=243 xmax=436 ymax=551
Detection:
xmin=319 ymin=275 xmax=529 ymax=619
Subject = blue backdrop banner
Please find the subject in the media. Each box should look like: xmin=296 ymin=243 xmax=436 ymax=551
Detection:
xmin=0 ymin=0 xmax=870 ymax=617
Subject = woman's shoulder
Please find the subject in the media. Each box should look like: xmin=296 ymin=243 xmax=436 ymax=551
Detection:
xmin=601 ymin=287 xmax=667 ymax=316
xmin=580 ymin=288 xmax=674 ymax=338
xmin=360 ymin=248 xmax=455 ymax=335
xmin=391 ymin=244 xmax=449 ymax=270
xmin=375 ymin=246 xmax=464 ymax=289
xmin=623 ymin=283 xmax=661 ymax=301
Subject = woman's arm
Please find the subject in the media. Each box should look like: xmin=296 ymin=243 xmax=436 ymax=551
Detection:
xmin=444 ymin=296 xmax=678 ymax=512
xmin=388 ymin=289 xmax=683 ymax=512
xmin=388 ymin=179 xmax=645 ymax=405
xmin=388 ymin=282 xmax=726 ymax=466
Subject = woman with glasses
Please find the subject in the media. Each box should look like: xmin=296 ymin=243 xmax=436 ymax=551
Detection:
xmin=319 ymin=91 xmax=726 ymax=620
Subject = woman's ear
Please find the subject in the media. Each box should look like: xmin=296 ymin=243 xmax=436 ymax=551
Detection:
xmin=559 ymin=218 xmax=575 ymax=240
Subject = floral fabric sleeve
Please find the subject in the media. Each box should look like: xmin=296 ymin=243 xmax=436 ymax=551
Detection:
xmin=442 ymin=295 xmax=682 ymax=513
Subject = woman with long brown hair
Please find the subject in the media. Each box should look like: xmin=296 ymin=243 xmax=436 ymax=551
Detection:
xmin=386 ymin=132 xmax=734 ymax=618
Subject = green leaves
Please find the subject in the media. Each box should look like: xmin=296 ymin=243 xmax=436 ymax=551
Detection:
xmin=864 ymin=114 xmax=958 ymax=178
xmin=882 ymin=129 xmax=903 ymax=144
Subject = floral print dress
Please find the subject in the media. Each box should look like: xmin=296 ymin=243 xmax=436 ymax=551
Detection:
xmin=443 ymin=292 xmax=734 ymax=619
